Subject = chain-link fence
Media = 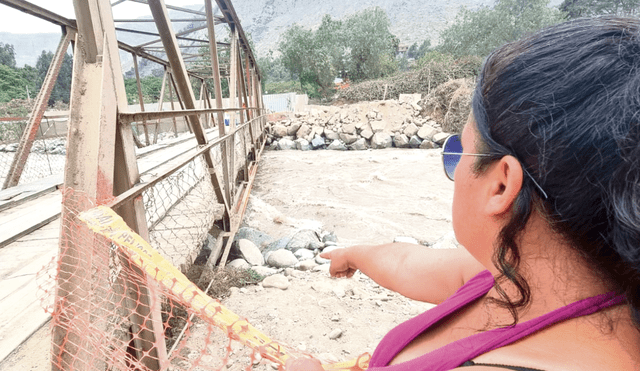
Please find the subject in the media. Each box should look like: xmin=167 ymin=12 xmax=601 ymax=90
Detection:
xmin=0 ymin=117 xmax=67 ymax=187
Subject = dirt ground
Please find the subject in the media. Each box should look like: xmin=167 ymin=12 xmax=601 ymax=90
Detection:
xmin=0 ymin=147 xmax=455 ymax=370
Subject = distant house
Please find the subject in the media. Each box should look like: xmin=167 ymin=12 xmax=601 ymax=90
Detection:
xmin=396 ymin=44 xmax=409 ymax=58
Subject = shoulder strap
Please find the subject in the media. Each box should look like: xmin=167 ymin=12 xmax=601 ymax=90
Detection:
xmin=368 ymin=270 xmax=495 ymax=368
xmin=368 ymin=271 xmax=625 ymax=371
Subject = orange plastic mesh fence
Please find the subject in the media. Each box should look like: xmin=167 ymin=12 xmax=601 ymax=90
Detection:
xmin=41 ymin=188 xmax=370 ymax=371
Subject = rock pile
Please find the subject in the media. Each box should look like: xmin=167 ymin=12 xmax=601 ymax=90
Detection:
xmin=266 ymin=81 xmax=473 ymax=152
xmin=214 ymin=225 xmax=459 ymax=287
xmin=0 ymin=137 xmax=66 ymax=155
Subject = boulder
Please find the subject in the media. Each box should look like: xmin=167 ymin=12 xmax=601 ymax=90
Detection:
xmin=370 ymin=120 xmax=386 ymax=133
xmin=409 ymin=135 xmax=422 ymax=148
xmin=339 ymin=133 xmax=358 ymax=145
xmin=342 ymin=123 xmax=357 ymax=135
xmin=294 ymin=248 xmax=315 ymax=261
xmin=349 ymin=138 xmax=368 ymax=151
xmin=296 ymin=124 xmax=312 ymax=139
xmin=277 ymin=138 xmax=296 ymax=150
xmin=403 ymin=123 xmax=419 ymax=137
xmin=228 ymin=258 xmax=250 ymax=269
xmin=324 ymin=128 xmax=340 ymax=141
xmin=371 ymin=132 xmax=392 ymax=149
xmin=419 ymin=140 xmax=435 ymax=149
xmin=295 ymin=138 xmax=312 ymax=151
xmin=360 ymin=123 xmax=374 ymax=140
xmin=322 ymin=232 xmax=338 ymax=243
xmin=433 ymin=132 xmax=450 ymax=145
xmin=327 ymin=140 xmax=348 ymax=151
xmin=417 ymin=125 xmax=437 ymax=141
xmin=266 ymin=249 xmax=299 ymax=268
xmin=237 ymin=239 xmax=264 ymax=266
xmin=262 ymin=274 xmax=290 ymax=290
xmin=287 ymin=122 xmax=301 ymax=136
xmin=262 ymin=237 xmax=291 ymax=256
xmin=273 ymin=124 xmax=287 ymax=138
xmin=235 ymin=227 xmax=273 ymax=249
xmin=311 ymin=136 xmax=325 ymax=149
xmin=393 ymin=134 xmax=410 ymax=148
xmin=287 ymin=230 xmax=322 ymax=252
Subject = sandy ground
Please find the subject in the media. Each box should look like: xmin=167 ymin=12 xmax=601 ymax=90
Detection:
xmin=0 ymin=147 xmax=456 ymax=370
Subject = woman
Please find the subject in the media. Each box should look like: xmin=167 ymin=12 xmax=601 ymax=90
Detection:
xmin=287 ymin=15 xmax=640 ymax=370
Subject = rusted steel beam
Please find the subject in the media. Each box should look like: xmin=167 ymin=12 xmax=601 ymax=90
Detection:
xmin=107 ymin=115 xmax=266 ymax=210
xmin=0 ymin=0 xmax=208 ymax=75
xmin=132 ymin=54 xmax=150 ymax=145
xmin=214 ymin=0 xmax=261 ymax=80
xmin=148 ymin=0 xmax=230 ymax=224
xmin=228 ymin=27 xmax=238 ymax=130
xmin=145 ymin=43 xmax=230 ymax=49
xmin=167 ymin=71 xmax=179 ymax=135
xmin=237 ymin=48 xmax=249 ymax=124
xmin=54 ymin=1 xmax=167 ymax=370
xmin=2 ymin=29 xmax=74 ymax=189
xmin=205 ymin=0 xmax=226 ymax=141
xmin=129 ymin=0 xmax=207 ymax=16
xmin=119 ymin=107 xmax=254 ymax=124
xmin=115 ymin=18 xmax=210 ymax=23
xmin=0 ymin=0 xmax=77 ymax=29
xmin=152 ymin=68 xmax=169 ymax=144
xmin=135 ymin=24 xmax=208 ymax=48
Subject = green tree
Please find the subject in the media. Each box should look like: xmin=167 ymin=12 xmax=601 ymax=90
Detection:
xmin=35 ymin=50 xmax=73 ymax=106
xmin=343 ymin=7 xmax=398 ymax=81
xmin=0 ymin=64 xmax=29 ymax=102
xmin=407 ymin=40 xmax=432 ymax=59
xmin=124 ymin=76 xmax=164 ymax=105
xmin=438 ymin=0 xmax=564 ymax=57
xmin=279 ymin=23 xmax=336 ymax=98
xmin=559 ymin=0 xmax=640 ymax=18
xmin=0 ymin=43 xmax=16 ymax=69
xmin=278 ymin=7 xmax=399 ymax=98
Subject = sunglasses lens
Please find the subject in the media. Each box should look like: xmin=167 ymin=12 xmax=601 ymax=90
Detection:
xmin=442 ymin=135 xmax=462 ymax=181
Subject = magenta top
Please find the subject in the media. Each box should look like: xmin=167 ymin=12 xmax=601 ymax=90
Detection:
xmin=367 ymin=270 xmax=625 ymax=371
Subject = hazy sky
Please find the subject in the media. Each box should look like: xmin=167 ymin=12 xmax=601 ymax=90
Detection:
xmin=0 ymin=0 xmax=191 ymax=34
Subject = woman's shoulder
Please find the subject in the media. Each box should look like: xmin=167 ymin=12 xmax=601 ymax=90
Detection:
xmin=472 ymin=307 xmax=640 ymax=371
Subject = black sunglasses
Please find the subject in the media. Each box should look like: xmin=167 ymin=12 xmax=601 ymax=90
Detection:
xmin=441 ymin=134 xmax=548 ymax=199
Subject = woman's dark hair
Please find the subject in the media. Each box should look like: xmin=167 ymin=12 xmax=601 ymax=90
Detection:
xmin=471 ymin=16 xmax=640 ymax=327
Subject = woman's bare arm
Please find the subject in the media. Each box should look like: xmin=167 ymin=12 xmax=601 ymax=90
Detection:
xmin=320 ymin=243 xmax=486 ymax=304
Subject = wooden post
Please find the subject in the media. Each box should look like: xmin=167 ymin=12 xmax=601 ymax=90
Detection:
xmin=2 ymin=29 xmax=74 ymax=189
xmin=133 ymin=53 xmax=150 ymax=145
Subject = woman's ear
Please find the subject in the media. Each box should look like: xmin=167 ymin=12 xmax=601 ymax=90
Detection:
xmin=484 ymin=155 xmax=523 ymax=216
